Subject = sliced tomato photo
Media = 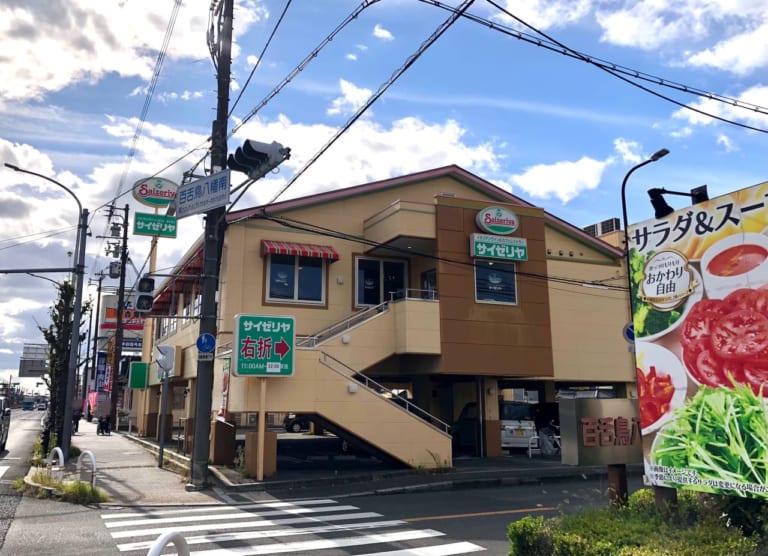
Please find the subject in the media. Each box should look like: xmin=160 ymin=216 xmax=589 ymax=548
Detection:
xmin=744 ymin=363 xmax=768 ymax=396
xmin=711 ymin=309 xmax=768 ymax=361
xmin=680 ymin=298 xmax=729 ymax=348
xmin=724 ymin=288 xmax=768 ymax=317
xmin=683 ymin=340 xmax=726 ymax=388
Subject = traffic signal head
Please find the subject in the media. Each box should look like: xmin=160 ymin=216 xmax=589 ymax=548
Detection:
xmin=157 ymin=344 xmax=176 ymax=372
xmin=135 ymin=277 xmax=155 ymax=313
xmin=227 ymin=140 xmax=290 ymax=180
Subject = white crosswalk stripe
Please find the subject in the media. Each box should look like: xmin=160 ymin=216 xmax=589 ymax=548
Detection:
xmin=0 ymin=466 xmax=8 ymax=479
xmin=101 ymin=497 xmax=486 ymax=555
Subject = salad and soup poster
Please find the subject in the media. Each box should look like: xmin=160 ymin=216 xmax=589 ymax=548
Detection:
xmin=630 ymin=180 xmax=768 ymax=498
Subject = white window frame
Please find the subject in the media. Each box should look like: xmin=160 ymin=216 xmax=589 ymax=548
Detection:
xmin=474 ymin=259 xmax=518 ymax=306
xmin=265 ymin=254 xmax=327 ymax=305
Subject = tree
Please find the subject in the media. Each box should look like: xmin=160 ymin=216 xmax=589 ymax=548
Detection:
xmin=39 ymin=280 xmax=90 ymax=453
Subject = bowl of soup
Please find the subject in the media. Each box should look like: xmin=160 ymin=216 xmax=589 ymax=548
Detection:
xmin=701 ymin=232 xmax=768 ymax=299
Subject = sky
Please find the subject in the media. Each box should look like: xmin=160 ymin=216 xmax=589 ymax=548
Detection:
xmin=1 ymin=0 xmax=767 ymax=384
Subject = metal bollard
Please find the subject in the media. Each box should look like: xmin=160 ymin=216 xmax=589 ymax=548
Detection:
xmin=147 ymin=531 xmax=189 ymax=556
xmin=76 ymin=450 xmax=97 ymax=487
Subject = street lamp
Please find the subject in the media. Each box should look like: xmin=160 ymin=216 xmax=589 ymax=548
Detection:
xmin=3 ymin=163 xmax=88 ymax=461
xmin=647 ymin=186 xmax=709 ymax=218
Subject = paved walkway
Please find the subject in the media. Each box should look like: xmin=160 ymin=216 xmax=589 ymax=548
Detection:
xmin=48 ymin=420 xmax=644 ymax=506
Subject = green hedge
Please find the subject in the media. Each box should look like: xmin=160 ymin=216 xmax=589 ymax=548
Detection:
xmin=507 ymin=489 xmax=759 ymax=555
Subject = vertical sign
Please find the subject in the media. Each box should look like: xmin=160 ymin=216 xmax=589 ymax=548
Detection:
xmin=95 ymin=351 xmax=107 ymax=391
xmin=629 ymin=180 xmax=768 ymax=499
xmin=232 ymin=315 xmax=294 ymax=377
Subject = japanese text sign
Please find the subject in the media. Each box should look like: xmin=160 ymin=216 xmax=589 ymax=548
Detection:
xmin=176 ymin=169 xmax=231 ymax=219
xmin=232 ymin=314 xmax=295 ymax=377
xmin=559 ymin=398 xmax=643 ymax=466
xmin=133 ymin=212 xmax=177 ymax=238
xmin=470 ymin=233 xmax=528 ymax=261
xmin=629 ymin=180 xmax=768 ymax=498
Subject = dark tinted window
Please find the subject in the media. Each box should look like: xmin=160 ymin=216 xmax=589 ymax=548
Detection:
xmin=500 ymin=403 xmax=534 ymax=420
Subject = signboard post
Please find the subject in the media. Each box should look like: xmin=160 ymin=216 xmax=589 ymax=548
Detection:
xmin=630 ymin=179 xmax=768 ymax=499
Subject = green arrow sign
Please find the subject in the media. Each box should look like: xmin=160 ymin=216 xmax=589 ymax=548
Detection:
xmin=232 ymin=314 xmax=295 ymax=377
xmin=133 ymin=212 xmax=177 ymax=238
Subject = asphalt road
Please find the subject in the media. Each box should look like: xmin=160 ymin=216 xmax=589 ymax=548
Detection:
xmin=0 ymin=408 xmax=46 ymax=549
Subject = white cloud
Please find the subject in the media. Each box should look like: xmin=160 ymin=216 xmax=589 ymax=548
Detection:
xmin=346 ymin=53 xmax=358 ymax=61
xmin=327 ymin=80 xmax=372 ymax=116
xmin=356 ymin=44 xmax=368 ymax=51
xmin=510 ymin=157 xmax=607 ymax=204
xmin=246 ymin=55 xmax=260 ymax=66
xmin=686 ymin=22 xmax=768 ymax=75
xmin=0 ymin=1 xmax=266 ymax=101
xmin=492 ymin=0 xmax=591 ymax=30
xmin=373 ymin=24 xmax=394 ymax=41
xmin=717 ymin=134 xmax=737 ymax=152
xmin=671 ymin=85 xmax=768 ymax=129
xmin=613 ymin=138 xmax=642 ymax=164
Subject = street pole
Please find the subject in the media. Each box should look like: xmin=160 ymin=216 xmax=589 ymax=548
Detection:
xmin=620 ymin=147 xmax=671 ymax=509
xmin=190 ymin=0 xmax=233 ymax=488
xmin=61 ymin=207 xmax=88 ymax=460
xmin=109 ymin=204 xmax=130 ymax=431
xmin=88 ymin=273 xmax=105 ymax=418
xmin=158 ymin=371 xmax=169 ymax=467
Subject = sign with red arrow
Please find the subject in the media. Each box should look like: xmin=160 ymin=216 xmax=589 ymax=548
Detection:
xmin=232 ymin=314 xmax=295 ymax=377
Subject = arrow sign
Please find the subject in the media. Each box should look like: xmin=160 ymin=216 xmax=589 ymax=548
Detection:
xmin=275 ymin=338 xmax=291 ymax=359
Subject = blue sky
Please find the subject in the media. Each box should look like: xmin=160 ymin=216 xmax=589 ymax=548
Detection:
xmin=1 ymin=0 xmax=767 ymax=382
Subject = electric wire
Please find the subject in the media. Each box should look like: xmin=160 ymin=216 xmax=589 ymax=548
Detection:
xmin=261 ymin=0 xmax=477 ymax=207
xmin=228 ymin=0 xmax=293 ymax=118
xmin=476 ymin=0 xmax=768 ymax=133
xmin=0 ymin=226 xmax=77 ymax=252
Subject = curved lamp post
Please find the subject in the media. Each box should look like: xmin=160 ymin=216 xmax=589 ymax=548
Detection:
xmin=4 ymin=163 xmax=88 ymax=461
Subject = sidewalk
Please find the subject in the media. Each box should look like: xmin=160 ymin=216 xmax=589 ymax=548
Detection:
xmin=59 ymin=421 xmax=644 ymax=506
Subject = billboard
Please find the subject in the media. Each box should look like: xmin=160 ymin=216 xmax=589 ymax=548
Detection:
xmin=629 ymin=180 xmax=768 ymax=498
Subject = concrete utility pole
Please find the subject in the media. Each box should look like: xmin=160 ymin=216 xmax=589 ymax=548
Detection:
xmin=190 ymin=0 xmax=233 ymax=488
xmin=109 ymin=204 xmax=130 ymax=430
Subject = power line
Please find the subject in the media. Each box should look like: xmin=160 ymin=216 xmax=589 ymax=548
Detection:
xmin=263 ymin=0 xmax=477 ymax=206
xmin=228 ymin=0 xmax=293 ymax=118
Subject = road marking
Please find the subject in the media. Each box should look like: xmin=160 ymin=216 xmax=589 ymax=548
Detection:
xmin=0 ymin=466 xmax=8 ymax=480
xmin=364 ymin=542 xmax=486 ymax=555
xmin=403 ymin=506 xmax=558 ymax=523
xmin=101 ymin=498 xmax=337 ymax=519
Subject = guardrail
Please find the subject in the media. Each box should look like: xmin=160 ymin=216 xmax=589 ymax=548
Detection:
xmin=319 ymin=352 xmax=451 ymax=435
xmin=297 ymin=302 xmax=389 ymax=348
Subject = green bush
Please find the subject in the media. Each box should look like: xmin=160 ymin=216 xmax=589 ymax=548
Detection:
xmin=508 ymin=488 xmax=758 ymax=555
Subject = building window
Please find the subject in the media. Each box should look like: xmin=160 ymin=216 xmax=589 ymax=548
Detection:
xmin=474 ymin=260 xmax=517 ymax=305
xmin=355 ymin=257 xmax=407 ymax=306
xmin=193 ymin=293 xmax=202 ymax=317
xmin=266 ymin=254 xmax=325 ymax=304
xmin=182 ymin=297 xmax=191 ymax=327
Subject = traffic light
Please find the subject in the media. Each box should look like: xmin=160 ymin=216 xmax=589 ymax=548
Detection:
xmin=135 ymin=277 xmax=155 ymax=313
xmin=227 ymin=140 xmax=290 ymax=180
xmin=156 ymin=345 xmax=176 ymax=372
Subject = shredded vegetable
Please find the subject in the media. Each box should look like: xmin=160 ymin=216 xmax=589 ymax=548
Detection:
xmin=652 ymin=384 xmax=768 ymax=495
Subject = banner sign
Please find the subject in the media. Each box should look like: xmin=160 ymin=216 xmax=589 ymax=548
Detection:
xmin=629 ymin=180 xmax=768 ymax=498
xmin=95 ymin=351 xmax=107 ymax=391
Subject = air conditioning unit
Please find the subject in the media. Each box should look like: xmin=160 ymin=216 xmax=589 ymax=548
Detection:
xmin=599 ymin=218 xmax=621 ymax=235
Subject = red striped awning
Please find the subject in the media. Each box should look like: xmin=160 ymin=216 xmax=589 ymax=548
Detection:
xmin=261 ymin=240 xmax=339 ymax=261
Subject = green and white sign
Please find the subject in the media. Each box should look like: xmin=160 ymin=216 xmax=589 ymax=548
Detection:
xmin=132 ymin=177 xmax=178 ymax=208
xmin=232 ymin=314 xmax=294 ymax=377
xmin=470 ymin=233 xmax=528 ymax=261
xmin=134 ymin=212 xmax=177 ymax=238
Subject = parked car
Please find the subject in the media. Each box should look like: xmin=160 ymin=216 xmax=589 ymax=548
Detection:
xmin=452 ymin=400 xmax=538 ymax=452
xmin=0 ymin=397 xmax=11 ymax=451
xmin=21 ymin=400 xmax=35 ymax=411
xmin=283 ymin=413 xmax=311 ymax=433
xmin=36 ymin=401 xmax=47 ymax=411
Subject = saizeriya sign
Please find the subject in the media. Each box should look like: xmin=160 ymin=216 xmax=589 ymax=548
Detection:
xmin=132 ymin=177 xmax=178 ymax=208
xmin=476 ymin=206 xmax=519 ymax=235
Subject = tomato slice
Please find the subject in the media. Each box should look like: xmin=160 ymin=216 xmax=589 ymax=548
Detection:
xmin=680 ymin=299 xmax=729 ymax=348
xmin=744 ymin=363 xmax=768 ymax=396
xmin=724 ymin=288 xmax=768 ymax=317
xmin=683 ymin=340 xmax=727 ymax=387
xmin=711 ymin=309 xmax=768 ymax=360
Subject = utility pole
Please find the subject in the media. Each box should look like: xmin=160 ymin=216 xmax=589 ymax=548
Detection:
xmin=190 ymin=0 xmax=233 ymax=488
xmin=88 ymin=272 xmax=105 ymax=414
xmin=109 ymin=204 xmax=130 ymax=430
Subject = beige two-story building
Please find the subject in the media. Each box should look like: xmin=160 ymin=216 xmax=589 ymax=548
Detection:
xmin=133 ymin=165 xmax=633 ymax=469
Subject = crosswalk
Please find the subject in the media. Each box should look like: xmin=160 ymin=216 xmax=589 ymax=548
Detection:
xmin=101 ymin=497 xmax=486 ymax=555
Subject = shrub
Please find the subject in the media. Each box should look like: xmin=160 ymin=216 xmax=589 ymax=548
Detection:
xmin=507 ymin=516 xmax=552 ymax=556
xmin=60 ymin=481 xmax=109 ymax=504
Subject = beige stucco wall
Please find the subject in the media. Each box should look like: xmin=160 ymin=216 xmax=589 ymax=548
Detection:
xmin=545 ymin=227 xmax=634 ymax=382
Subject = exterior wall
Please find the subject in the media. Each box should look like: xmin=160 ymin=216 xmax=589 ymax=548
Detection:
xmin=544 ymin=227 xmax=634 ymax=383
xmin=435 ymin=197 xmax=554 ymax=377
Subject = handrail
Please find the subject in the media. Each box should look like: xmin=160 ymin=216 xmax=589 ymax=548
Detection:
xmin=319 ymin=351 xmax=451 ymax=435
xmin=297 ymin=302 xmax=389 ymax=348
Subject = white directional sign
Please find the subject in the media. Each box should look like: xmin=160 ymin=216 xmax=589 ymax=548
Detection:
xmin=176 ymin=169 xmax=231 ymax=219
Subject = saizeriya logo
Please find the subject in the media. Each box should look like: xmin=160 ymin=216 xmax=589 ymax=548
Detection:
xmin=476 ymin=206 xmax=519 ymax=235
